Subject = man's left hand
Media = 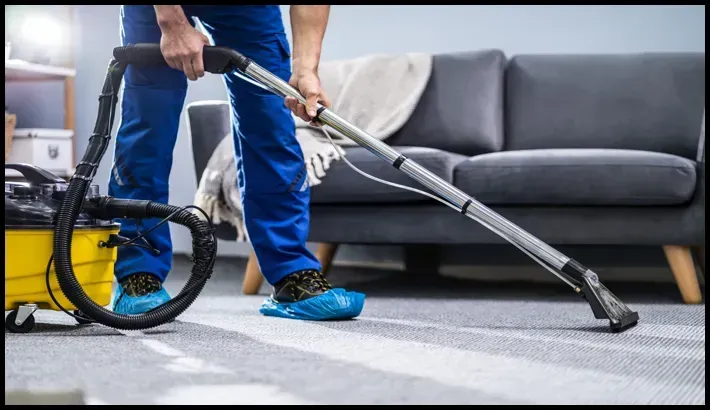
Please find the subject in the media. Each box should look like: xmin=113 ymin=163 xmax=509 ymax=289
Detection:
xmin=285 ymin=66 xmax=331 ymax=124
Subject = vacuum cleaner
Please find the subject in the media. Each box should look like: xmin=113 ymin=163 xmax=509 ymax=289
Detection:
xmin=4 ymin=50 xmax=218 ymax=333
xmin=4 ymin=163 xmax=216 ymax=333
xmin=5 ymin=43 xmax=639 ymax=334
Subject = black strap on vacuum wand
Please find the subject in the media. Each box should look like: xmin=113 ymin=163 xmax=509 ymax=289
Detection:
xmin=110 ymin=43 xmax=639 ymax=333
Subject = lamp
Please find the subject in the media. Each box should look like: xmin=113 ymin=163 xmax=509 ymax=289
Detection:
xmin=8 ymin=10 xmax=67 ymax=65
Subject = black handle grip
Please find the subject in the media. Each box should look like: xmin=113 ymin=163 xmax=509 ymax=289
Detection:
xmin=5 ymin=163 xmax=67 ymax=185
xmin=112 ymin=43 xmax=167 ymax=66
xmin=112 ymin=43 xmax=252 ymax=74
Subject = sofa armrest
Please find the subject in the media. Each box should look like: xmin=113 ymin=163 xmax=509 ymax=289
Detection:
xmin=698 ymin=109 xmax=705 ymax=163
xmin=697 ymin=110 xmax=704 ymax=206
xmin=692 ymin=110 xmax=705 ymax=236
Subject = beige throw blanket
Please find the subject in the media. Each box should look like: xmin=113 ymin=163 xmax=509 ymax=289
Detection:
xmin=194 ymin=52 xmax=433 ymax=241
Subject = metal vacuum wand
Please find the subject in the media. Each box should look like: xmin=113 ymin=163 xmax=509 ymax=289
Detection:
xmin=112 ymin=43 xmax=640 ymax=333
xmin=246 ymin=63 xmax=576 ymax=281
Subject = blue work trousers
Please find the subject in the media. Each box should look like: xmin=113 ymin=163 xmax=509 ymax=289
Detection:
xmin=110 ymin=5 xmax=321 ymax=285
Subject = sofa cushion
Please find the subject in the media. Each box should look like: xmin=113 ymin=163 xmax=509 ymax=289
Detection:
xmin=505 ymin=53 xmax=705 ymax=160
xmin=311 ymin=146 xmax=467 ymax=204
xmin=386 ymin=49 xmax=506 ymax=156
xmin=453 ymin=149 xmax=697 ymax=206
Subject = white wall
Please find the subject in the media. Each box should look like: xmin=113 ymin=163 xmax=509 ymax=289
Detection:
xmin=67 ymin=5 xmax=705 ymax=261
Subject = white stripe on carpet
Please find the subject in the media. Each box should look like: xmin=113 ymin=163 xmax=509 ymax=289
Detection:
xmin=154 ymin=384 xmax=319 ymax=405
xmin=181 ymin=313 xmax=699 ymax=405
xmin=360 ymin=317 xmax=705 ymax=360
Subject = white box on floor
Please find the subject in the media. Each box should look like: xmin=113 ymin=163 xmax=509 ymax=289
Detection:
xmin=7 ymin=128 xmax=74 ymax=177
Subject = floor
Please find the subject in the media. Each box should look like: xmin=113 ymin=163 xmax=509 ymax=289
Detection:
xmin=5 ymin=256 xmax=706 ymax=405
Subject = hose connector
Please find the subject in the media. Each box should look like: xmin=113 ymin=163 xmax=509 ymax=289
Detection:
xmin=84 ymin=196 xmax=151 ymax=220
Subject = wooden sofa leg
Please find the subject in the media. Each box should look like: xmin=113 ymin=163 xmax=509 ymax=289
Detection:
xmin=316 ymin=243 xmax=339 ymax=275
xmin=663 ymin=245 xmax=703 ymax=304
xmin=242 ymin=250 xmax=264 ymax=295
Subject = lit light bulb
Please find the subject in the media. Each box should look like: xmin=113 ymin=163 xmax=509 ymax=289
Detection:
xmin=19 ymin=14 xmax=65 ymax=48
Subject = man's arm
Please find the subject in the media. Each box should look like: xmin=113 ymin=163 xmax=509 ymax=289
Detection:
xmin=154 ymin=5 xmax=189 ymax=31
xmin=286 ymin=5 xmax=331 ymax=121
xmin=289 ymin=5 xmax=330 ymax=72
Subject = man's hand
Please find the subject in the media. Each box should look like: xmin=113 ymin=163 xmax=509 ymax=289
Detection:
xmin=285 ymin=66 xmax=331 ymax=123
xmin=160 ymin=24 xmax=210 ymax=81
xmin=154 ymin=6 xmax=209 ymax=81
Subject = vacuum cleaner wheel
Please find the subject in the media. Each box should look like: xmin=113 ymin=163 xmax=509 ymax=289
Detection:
xmin=5 ymin=307 xmax=36 ymax=334
xmin=73 ymin=310 xmax=93 ymax=325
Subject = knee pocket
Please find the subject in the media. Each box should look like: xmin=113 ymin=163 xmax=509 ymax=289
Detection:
xmin=242 ymin=185 xmax=310 ymax=206
xmin=240 ymin=156 xmax=308 ymax=196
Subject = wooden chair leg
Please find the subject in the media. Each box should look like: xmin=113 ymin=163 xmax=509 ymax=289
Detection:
xmin=663 ymin=245 xmax=703 ymax=304
xmin=315 ymin=243 xmax=339 ymax=275
xmin=242 ymin=250 xmax=264 ymax=295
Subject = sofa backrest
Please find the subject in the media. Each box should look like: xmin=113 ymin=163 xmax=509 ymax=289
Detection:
xmin=186 ymin=100 xmax=242 ymax=241
xmin=387 ymin=49 xmax=506 ymax=156
xmin=186 ymin=100 xmax=231 ymax=184
xmin=505 ymin=53 xmax=706 ymax=160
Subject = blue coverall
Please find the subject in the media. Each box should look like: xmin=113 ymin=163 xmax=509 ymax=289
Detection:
xmin=110 ymin=5 xmax=322 ymax=286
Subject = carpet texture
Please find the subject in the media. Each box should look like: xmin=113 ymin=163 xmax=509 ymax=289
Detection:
xmin=4 ymin=257 xmax=705 ymax=405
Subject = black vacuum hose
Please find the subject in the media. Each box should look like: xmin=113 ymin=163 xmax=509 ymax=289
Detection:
xmin=52 ymin=59 xmax=216 ymax=330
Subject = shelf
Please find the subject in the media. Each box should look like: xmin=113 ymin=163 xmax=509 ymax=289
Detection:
xmin=13 ymin=127 xmax=75 ymax=139
xmin=5 ymin=59 xmax=76 ymax=81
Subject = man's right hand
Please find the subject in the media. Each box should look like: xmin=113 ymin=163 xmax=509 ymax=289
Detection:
xmin=154 ymin=6 xmax=210 ymax=81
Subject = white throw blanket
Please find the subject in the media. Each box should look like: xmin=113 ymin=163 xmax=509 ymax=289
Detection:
xmin=194 ymin=52 xmax=433 ymax=241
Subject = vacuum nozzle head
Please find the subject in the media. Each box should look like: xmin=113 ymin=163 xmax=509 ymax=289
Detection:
xmin=580 ymin=271 xmax=639 ymax=333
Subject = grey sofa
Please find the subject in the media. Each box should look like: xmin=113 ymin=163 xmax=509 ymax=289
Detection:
xmin=187 ymin=50 xmax=705 ymax=302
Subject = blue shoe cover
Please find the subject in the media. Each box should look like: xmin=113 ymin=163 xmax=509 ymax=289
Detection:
xmin=259 ymin=288 xmax=365 ymax=321
xmin=112 ymin=285 xmax=171 ymax=315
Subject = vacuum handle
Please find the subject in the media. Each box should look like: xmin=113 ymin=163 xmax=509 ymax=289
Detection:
xmin=5 ymin=163 xmax=67 ymax=185
xmin=112 ymin=43 xmax=252 ymax=74
xmin=113 ymin=43 xmax=324 ymax=117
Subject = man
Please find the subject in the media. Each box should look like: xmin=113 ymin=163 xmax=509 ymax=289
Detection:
xmin=111 ymin=5 xmax=341 ymax=317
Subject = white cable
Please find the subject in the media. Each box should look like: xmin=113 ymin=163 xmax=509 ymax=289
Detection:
xmin=315 ymin=125 xmax=578 ymax=289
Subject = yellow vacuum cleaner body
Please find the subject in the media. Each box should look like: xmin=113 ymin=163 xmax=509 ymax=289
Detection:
xmin=5 ymin=164 xmax=119 ymax=332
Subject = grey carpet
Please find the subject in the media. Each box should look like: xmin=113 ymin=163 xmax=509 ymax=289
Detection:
xmin=5 ymin=256 xmax=705 ymax=405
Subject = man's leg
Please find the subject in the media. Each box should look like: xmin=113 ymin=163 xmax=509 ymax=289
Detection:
xmin=109 ymin=5 xmax=188 ymax=314
xmin=196 ymin=7 xmax=327 ymax=294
